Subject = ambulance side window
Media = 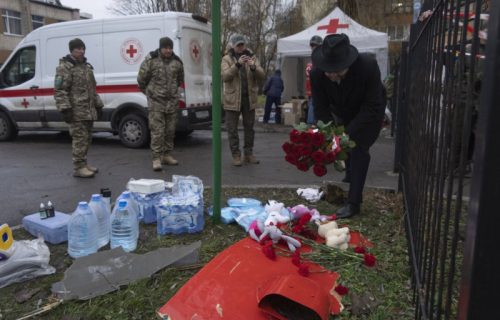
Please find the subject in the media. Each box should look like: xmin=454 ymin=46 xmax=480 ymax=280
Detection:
xmin=0 ymin=46 xmax=36 ymax=88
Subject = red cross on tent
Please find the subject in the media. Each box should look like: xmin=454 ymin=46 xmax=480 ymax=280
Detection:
xmin=192 ymin=45 xmax=199 ymax=58
xmin=126 ymin=45 xmax=137 ymax=58
xmin=317 ymin=18 xmax=349 ymax=34
xmin=21 ymin=98 xmax=29 ymax=108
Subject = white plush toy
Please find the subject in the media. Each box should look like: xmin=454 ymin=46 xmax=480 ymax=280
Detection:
xmin=259 ymin=224 xmax=301 ymax=252
xmin=317 ymin=221 xmax=350 ymax=250
xmin=264 ymin=200 xmax=291 ymax=226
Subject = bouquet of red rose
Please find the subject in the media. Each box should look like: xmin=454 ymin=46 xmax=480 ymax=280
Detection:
xmin=282 ymin=121 xmax=356 ymax=177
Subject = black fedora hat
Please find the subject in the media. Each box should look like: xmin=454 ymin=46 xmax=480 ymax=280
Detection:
xmin=312 ymin=34 xmax=359 ymax=72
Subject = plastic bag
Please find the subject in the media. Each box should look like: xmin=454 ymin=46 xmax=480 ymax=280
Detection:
xmin=0 ymin=236 xmax=55 ymax=288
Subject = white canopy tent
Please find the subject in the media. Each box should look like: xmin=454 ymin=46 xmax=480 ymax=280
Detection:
xmin=277 ymin=7 xmax=388 ymax=101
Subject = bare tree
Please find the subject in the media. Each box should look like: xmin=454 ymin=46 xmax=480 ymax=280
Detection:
xmin=106 ymin=0 xmax=210 ymax=16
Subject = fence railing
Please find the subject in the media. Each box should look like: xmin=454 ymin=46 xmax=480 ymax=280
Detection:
xmin=393 ymin=0 xmax=498 ymax=319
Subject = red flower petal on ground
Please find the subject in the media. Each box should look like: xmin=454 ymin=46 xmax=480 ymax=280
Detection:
xmin=313 ymin=164 xmax=327 ymax=177
xmin=291 ymin=251 xmax=301 ymax=266
xmin=363 ymin=253 xmax=376 ymax=267
xmin=335 ymin=284 xmax=349 ymax=296
xmin=311 ymin=150 xmax=326 ymax=163
xmin=298 ymin=264 xmax=310 ymax=277
xmin=262 ymin=243 xmax=276 ymax=260
xmin=354 ymin=246 xmax=366 ymax=254
xmin=290 ymin=129 xmax=301 ymax=143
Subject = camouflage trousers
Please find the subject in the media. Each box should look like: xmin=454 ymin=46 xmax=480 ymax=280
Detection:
xmin=69 ymin=120 xmax=93 ymax=169
xmin=225 ymin=99 xmax=255 ymax=157
xmin=149 ymin=110 xmax=177 ymax=160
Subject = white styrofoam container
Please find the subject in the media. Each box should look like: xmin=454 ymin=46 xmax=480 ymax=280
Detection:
xmin=127 ymin=179 xmax=166 ymax=194
xmin=22 ymin=211 xmax=70 ymax=244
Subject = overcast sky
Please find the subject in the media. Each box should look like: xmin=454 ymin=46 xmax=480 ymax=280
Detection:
xmin=60 ymin=0 xmax=116 ymax=19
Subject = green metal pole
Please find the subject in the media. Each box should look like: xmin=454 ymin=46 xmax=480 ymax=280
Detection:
xmin=211 ymin=0 xmax=221 ymax=223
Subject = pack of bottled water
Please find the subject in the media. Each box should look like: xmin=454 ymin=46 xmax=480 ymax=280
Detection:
xmin=131 ymin=191 xmax=166 ymax=224
xmin=156 ymin=175 xmax=204 ymax=235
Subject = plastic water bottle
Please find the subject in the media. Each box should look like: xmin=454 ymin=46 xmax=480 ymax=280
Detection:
xmin=89 ymin=194 xmax=110 ymax=248
xmin=68 ymin=201 xmax=98 ymax=258
xmin=114 ymin=191 xmax=139 ymax=239
xmin=110 ymin=199 xmax=137 ymax=252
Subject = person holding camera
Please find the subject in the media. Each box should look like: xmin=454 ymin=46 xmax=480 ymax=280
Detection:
xmin=54 ymin=38 xmax=104 ymax=178
xmin=221 ymin=34 xmax=265 ymax=166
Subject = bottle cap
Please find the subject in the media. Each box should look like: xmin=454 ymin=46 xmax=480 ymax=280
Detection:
xmin=78 ymin=201 xmax=88 ymax=209
xmin=118 ymin=199 xmax=127 ymax=208
xmin=47 ymin=201 xmax=53 ymax=206
xmin=91 ymin=194 xmax=102 ymax=201
xmin=40 ymin=202 xmax=45 ymax=208
xmin=100 ymin=188 xmax=112 ymax=198
xmin=121 ymin=191 xmax=131 ymax=198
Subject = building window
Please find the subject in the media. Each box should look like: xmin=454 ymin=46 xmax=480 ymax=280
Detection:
xmin=385 ymin=0 xmax=413 ymax=14
xmin=387 ymin=25 xmax=410 ymax=41
xmin=32 ymin=15 xmax=44 ymax=30
xmin=2 ymin=9 xmax=22 ymax=35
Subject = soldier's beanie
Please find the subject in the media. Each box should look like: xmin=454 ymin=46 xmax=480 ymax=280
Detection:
xmin=159 ymin=37 xmax=174 ymax=49
xmin=231 ymin=34 xmax=246 ymax=47
xmin=69 ymin=38 xmax=86 ymax=51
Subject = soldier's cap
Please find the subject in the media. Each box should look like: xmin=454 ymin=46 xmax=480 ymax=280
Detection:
xmin=69 ymin=38 xmax=86 ymax=51
xmin=159 ymin=37 xmax=174 ymax=49
xmin=231 ymin=34 xmax=246 ymax=47
xmin=309 ymin=35 xmax=323 ymax=47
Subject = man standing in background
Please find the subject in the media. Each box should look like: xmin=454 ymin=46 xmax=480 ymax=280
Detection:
xmin=138 ymin=37 xmax=184 ymax=171
xmin=306 ymin=35 xmax=323 ymax=124
xmin=54 ymin=38 xmax=103 ymax=178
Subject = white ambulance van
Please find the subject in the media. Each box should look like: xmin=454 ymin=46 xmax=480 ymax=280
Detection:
xmin=0 ymin=12 xmax=212 ymax=148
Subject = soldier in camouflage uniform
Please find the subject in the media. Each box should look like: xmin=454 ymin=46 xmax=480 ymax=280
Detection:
xmin=54 ymin=38 xmax=104 ymax=178
xmin=137 ymin=37 xmax=184 ymax=171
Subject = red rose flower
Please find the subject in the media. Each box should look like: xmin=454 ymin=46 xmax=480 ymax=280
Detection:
xmin=290 ymin=129 xmax=301 ymax=143
xmin=313 ymin=164 xmax=327 ymax=177
xmin=282 ymin=142 xmax=293 ymax=154
xmin=334 ymin=284 xmax=349 ymax=296
xmin=298 ymin=213 xmax=312 ymax=226
xmin=354 ymin=246 xmax=366 ymax=254
xmin=363 ymin=253 xmax=376 ymax=267
xmin=292 ymin=224 xmax=304 ymax=233
xmin=324 ymin=151 xmax=336 ymax=163
xmin=291 ymin=251 xmax=301 ymax=266
xmin=285 ymin=154 xmax=298 ymax=165
xmin=262 ymin=242 xmax=276 ymax=260
xmin=311 ymin=132 xmax=325 ymax=147
xmin=296 ymin=161 xmax=310 ymax=172
xmin=298 ymin=264 xmax=310 ymax=277
xmin=299 ymin=131 xmax=310 ymax=144
xmin=311 ymin=150 xmax=326 ymax=163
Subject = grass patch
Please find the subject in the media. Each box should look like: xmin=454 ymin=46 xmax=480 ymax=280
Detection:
xmin=1 ymin=188 xmax=413 ymax=319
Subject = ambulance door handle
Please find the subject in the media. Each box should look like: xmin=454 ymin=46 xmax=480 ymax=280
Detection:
xmin=30 ymin=85 xmax=39 ymax=99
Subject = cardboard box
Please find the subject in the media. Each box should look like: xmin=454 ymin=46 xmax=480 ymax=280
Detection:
xmin=283 ymin=106 xmax=301 ymax=126
xmin=22 ymin=211 xmax=71 ymax=244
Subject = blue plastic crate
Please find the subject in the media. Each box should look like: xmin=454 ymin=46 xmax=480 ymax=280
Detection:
xmin=22 ymin=211 xmax=70 ymax=244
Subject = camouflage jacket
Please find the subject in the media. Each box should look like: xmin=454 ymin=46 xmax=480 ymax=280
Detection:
xmin=137 ymin=49 xmax=184 ymax=112
xmin=221 ymin=48 xmax=265 ymax=111
xmin=54 ymin=55 xmax=103 ymax=121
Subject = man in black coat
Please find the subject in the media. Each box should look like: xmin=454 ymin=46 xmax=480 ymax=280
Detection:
xmin=311 ymin=34 xmax=385 ymax=218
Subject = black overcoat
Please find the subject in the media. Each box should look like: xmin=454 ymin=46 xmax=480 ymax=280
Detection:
xmin=311 ymin=53 xmax=386 ymax=148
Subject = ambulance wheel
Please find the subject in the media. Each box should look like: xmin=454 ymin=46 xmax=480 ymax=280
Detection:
xmin=119 ymin=113 xmax=149 ymax=148
xmin=0 ymin=112 xmax=18 ymax=141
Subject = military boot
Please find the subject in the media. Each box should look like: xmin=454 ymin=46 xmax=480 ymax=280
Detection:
xmin=152 ymin=159 xmax=162 ymax=171
xmin=73 ymin=166 xmax=95 ymax=178
xmin=232 ymin=155 xmax=242 ymax=167
xmin=161 ymin=155 xmax=178 ymax=166
xmin=244 ymin=154 xmax=260 ymax=164
xmin=86 ymin=164 xmax=99 ymax=173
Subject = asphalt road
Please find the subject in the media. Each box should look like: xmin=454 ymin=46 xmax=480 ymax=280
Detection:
xmin=0 ymin=126 xmax=397 ymax=226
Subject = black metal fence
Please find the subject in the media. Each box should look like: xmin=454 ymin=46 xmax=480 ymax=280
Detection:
xmin=393 ymin=0 xmax=499 ymax=319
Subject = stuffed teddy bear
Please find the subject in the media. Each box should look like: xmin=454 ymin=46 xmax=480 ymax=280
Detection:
xmin=264 ymin=200 xmax=291 ymax=226
xmin=317 ymin=221 xmax=350 ymax=250
xmin=288 ymin=204 xmax=329 ymax=222
xmin=248 ymin=219 xmax=301 ymax=252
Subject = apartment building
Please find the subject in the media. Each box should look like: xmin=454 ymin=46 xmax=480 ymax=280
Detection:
xmin=0 ymin=0 xmax=81 ymax=64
